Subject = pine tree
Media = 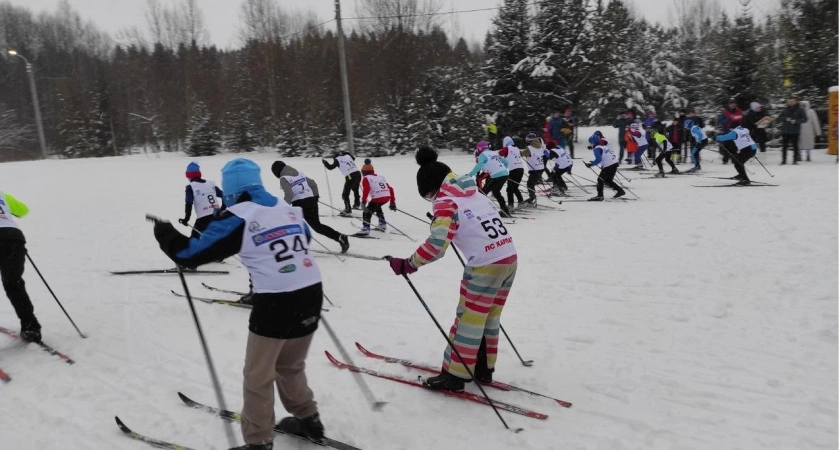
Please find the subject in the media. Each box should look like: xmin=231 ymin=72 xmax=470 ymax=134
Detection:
xmin=780 ymin=0 xmax=839 ymax=107
xmin=89 ymin=81 xmax=116 ymax=157
xmin=724 ymin=4 xmax=762 ymax=107
xmin=56 ymin=92 xmax=91 ymax=158
xmin=184 ymin=100 xmax=220 ymax=156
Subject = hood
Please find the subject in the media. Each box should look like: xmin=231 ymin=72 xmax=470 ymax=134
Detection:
xmin=435 ymin=173 xmax=478 ymax=200
xmin=527 ymin=138 xmax=546 ymax=151
xmin=800 ymin=101 xmax=810 ymax=108
xmin=502 ymin=136 xmax=514 ymax=147
xmin=279 ymin=165 xmax=300 ymax=178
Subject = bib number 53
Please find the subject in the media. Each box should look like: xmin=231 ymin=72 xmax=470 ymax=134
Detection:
xmin=481 ymin=218 xmax=508 ymax=239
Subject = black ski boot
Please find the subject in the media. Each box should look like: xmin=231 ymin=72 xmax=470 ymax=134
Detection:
xmin=277 ymin=413 xmax=325 ymax=442
xmin=424 ymin=371 xmax=467 ymax=392
xmin=736 ymin=179 xmax=751 ymax=186
xmin=669 ymin=168 xmax=680 ymax=174
xmin=654 ymin=171 xmax=666 ymax=178
xmin=588 ymin=195 xmax=604 ymax=201
xmin=229 ymin=443 xmax=273 ymax=450
xmin=352 ymin=202 xmax=362 ymax=211
xmin=20 ymin=317 xmax=41 ymax=343
xmin=613 ymin=189 xmax=626 ymax=199
xmin=338 ymin=235 xmax=350 ymax=254
xmin=238 ymin=292 xmax=254 ymax=305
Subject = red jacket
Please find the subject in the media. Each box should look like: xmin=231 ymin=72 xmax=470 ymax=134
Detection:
xmin=723 ymin=107 xmax=744 ymax=128
xmin=361 ymin=174 xmax=395 ymax=204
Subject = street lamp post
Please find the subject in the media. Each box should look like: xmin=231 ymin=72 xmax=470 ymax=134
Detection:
xmin=8 ymin=50 xmax=48 ymax=159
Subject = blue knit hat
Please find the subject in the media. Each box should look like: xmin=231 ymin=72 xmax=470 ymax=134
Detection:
xmin=185 ymin=162 xmax=201 ymax=179
xmin=221 ymin=158 xmax=262 ymax=204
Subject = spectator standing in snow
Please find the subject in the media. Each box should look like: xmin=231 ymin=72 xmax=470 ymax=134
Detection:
xmin=778 ymin=95 xmax=808 ymax=164
xmin=722 ymin=98 xmax=745 ymax=128
xmin=613 ymin=109 xmax=635 ymax=163
xmin=559 ymin=108 xmax=576 ymax=157
xmin=548 ymin=112 xmax=563 ymax=149
xmin=666 ymin=117 xmax=684 ymax=162
xmin=799 ymin=100 xmax=822 ymax=162
xmin=484 ymin=118 xmax=499 ymax=149
xmin=743 ymin=102 xmax=771 ymax=153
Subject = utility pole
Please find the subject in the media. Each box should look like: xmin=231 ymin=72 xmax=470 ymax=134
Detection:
xmin=8 ymin=50 xmax=48 ymax=159
xmin=334 ymin=0 xmax=355 ymax=156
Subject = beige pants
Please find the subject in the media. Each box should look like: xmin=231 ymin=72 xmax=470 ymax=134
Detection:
xmin=241 ymin=331 xmax=318 ymax=445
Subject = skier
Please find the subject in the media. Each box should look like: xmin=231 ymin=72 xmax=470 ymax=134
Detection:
xmin=545 ymin=140 xmax=573 ymax=193
xmin=152 ymin=159 xmax=326 ymax=449
xmin=715 ymin=125 xmax=758 ymax=185
xmin=651 ymin=126 xmax=679 ymax=176
xmin=322 ymin=151 xmax=361 ymax=214
xmin=181 ymin=162 xmax=224 ymax=237
xmin=0 ymin=189 xmax=41 ymax=343
xmin=628 ymin=122 xmax=649 ymax=169
xmin=498 ymin=136 xmax=525 ymax=208
xmin=271 ymin=161 xmax=349 ymax=254
xmin=357 ymin=159 xmax=397 ymax=236
xmin=387 ymin=146 xmax=518 ymax=392
xmin=521 ymin=132 xmax=547 ymax=205
xmin=685 ymin=119 xmax=708 ymax=173
xmin=468 ymin=140 xmax=511 ymax=217
xmin=584 ymin=133 xmax=625 ymax=201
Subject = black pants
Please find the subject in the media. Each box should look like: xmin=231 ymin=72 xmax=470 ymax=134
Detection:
xmin=567 ymin=139 xmax=574 ymax=158
xmin=342 ymin=172 xmax=361 ymax=210
xmin=734 ymin=148 xmax=756 ymax=181
xmin=506 ymin=168 xmax=525 ymax=205
xmin=362 ymin=201 xmax=386 ymax=227
xmin=655 ymin=150 xmax=678 ymax=172
xmin=551 ymin=166 xmax=571 ymax=190
xmin=483 ymin=176 xmax=509 ymax=212
xmin=781 ymin=134 xmax=800 ymax=163
xmin=0 ymin=240 xmax=35 ymax=323
xmin=526 ymin=170 xmax=543 ymax=201
xmin=192 ymin=214 xmax=214 ymax=238
xmin=720 ymin=141 xmax=739 ymax=163
xmin=597 ymin=164 xmax=622 ymax=196
xmin=294 ymin=197 xmax=342 ymax=242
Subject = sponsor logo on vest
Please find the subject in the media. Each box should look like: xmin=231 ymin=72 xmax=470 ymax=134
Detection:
xmin=302 ymin=258 xmax=313 ymax=268
xmin=248 ymin=221 xmax=264 ymax=233
xmin=279 ymin=264 xmax=297 ymax=273
xmin=484 ymin=236 xmax=513 ymax=252
xmin=464 ymin=209 xmax=474 ymax=219
xmin=288 ymin=212 xmax=297 ymax=222
xmin=253 ymin=224 xmax=303 ymax=246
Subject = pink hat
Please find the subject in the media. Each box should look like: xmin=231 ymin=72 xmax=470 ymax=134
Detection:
xmin=475 ymin=140 xmax=489 ymax=153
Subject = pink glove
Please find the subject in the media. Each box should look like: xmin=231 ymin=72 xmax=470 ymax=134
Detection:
xmin=389 ymin=257 xmax=417 ymax=276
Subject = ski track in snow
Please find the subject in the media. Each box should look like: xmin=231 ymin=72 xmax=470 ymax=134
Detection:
xmin=0 ymin=131 xmax=836 ymax=449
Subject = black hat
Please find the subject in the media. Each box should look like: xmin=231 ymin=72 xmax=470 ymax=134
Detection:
xmin=415 ymin=146 xmax=451 ymax=198
xmin=271 ymin=160 xmax=286 ymax=178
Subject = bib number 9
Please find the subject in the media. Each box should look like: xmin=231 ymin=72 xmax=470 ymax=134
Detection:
xmin=481 ymin=218 xmax=508 ymax=239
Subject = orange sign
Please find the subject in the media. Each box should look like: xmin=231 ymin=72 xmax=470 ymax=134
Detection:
xmin=829 ymin=86 xmax=838 ymax=155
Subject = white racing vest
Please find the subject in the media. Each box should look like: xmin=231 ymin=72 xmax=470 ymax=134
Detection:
xmin=190 ymin=181 xmax=220 ymax=219
xmin=553 ymin=147 xmax=573 ymax=170
xmin=525 ymin=146 xmax=545 ymax=171
xmin=631 ymin=129 xmax=648 ymax=146
xmin=336 ymin=154 xmax=359 ymax=177
xmin=480 ymin=150 xmax=508 ymax=176
xmin=282 ymin=172 xmax=315 ymax=202
xmin=596 ymin=144 xmax=619 ymax=168
xmin=733 ymin=128 xmax=756 ymax=150
xmin=228 ymin=202 xmax=321 ymax=294
xmin=0 ymin=191 xmax=20 ymax=230
xmin=364 ymin=174 xmax=391 ymax=201
xmin=504 ymin=146 xmax=525 ymax=171
xmin=659 ymin=137 xmax=674 ymax=152
xmin=437 ymin=193 xmax=517 ymax=267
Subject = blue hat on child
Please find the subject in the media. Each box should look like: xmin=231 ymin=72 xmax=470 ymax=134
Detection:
xmin=221 ymin=158 xmax=262 ymax=204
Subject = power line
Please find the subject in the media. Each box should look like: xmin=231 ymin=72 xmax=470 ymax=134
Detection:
xmin=277 ymin=18 xmax=336 ymax=41
xmin=343 ymin=0 xmax=555 ymax=21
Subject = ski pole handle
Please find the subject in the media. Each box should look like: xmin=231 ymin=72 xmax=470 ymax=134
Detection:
xmin=145 ymin=213 xmax=166 ymax=223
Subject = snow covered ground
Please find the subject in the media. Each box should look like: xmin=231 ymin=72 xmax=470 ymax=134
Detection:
xmin=0 ymin=135 xmax=837 ymax=449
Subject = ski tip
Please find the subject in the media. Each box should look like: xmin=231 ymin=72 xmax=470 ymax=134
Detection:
xmin=115 ymin=416 xmax=131 ymax=433
xmin=522 ymin=360 xmax=534 ymax=367
xmin=513 ymin=427 xmax=525 ymax=433
xmin=556 ymin=399 xmax=573 ymax=408
xmin=354 ymin=342 xmax=365 ymax=352
xmin=371 ymin=401 xmax=388 ymax=411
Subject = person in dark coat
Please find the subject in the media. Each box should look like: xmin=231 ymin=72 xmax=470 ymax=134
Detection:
xmin=613 ymin=109 xmax=635 ymax=163
xmin=666 ymin=117 xmax=684 ymax=163
xmin=777 ymin=95 xmax=808 ymax=164
xmin=742 ymin=102 xmax=771 ymax=153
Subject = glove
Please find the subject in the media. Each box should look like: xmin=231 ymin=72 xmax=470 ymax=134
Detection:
xmin=321 ymin=159 xmax=331 ymax=168
xmin=584 ymin=162 xmax=591 ymax=168
xmin=178 ymin=218 xmax=189 ymax=226
xmin=389 ymin=202 xmax=397 ymax=211
xmin=389 ymin=257 xmax=418 ymax=276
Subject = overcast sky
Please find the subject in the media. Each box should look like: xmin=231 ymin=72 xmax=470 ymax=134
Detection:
xmin=8 ymin=0 xmax=779 ymax=50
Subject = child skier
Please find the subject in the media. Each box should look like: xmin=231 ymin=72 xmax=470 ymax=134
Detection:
xmin=628 ymin=122 xmax=648 ymax=169
xmin=0 ymin=189 xmax=41 ymax=342
xmin=387 ymin=146 xmax=518 ymax=392
xmin=358 ymin=159 xmax=397 ymax=235
xmin=153 ymin=159 xmax=326 ymax=449
xmin=322 ymin=151 xmax=361 ymax=215
xmin=584 ymin=133 xmax=625 ymax=201
xmin=468 ymin=140 xmax=511 ymax=217
xmin=521 ymin=133 xmax=547 ymax=205
xmin=272 ymin=161 xmax=349 ymax=254
xmin=498 ymin=136 xmax=525 ymax=208
xmin=651 ymin=127 xmax=680 ymax=177
xmin=685 ymin=119 xmax=708 ymax=173
xmin=545 ymin=140 xmax=573 ymax=193
xmin=715 ymin=125 xmax=758 ymax=185
xmin=181 ymin=162 xmax=224 ymax=237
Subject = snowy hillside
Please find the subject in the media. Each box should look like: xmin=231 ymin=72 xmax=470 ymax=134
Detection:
xmin=0 ymin=141 xmax=836 ymax=449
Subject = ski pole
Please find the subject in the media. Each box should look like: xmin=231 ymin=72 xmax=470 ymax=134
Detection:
xmin=320 ymin=314 xmax=386 ymax=410
xmin=588 ymin=166 xmax=639 ymax=199
xmin=712 ymin=145 xmax=755 ymax=175
xmin=323 ymin=291 xmax=337 ymax=308
xmin=25 ymin=253 xmax=87 ymax=339
xmin=323 ymin=165 xmax=336 ymax=217
xmin=565 ymin=172 xmax=591 ymax=194
xmin=319 ymin=200 xmax=347 ymax=215
xmin=385 ymin=257 xmax=521 ymax=432
xmin=145 ymin=214 xmax=237 ymax=447
xmin=310 ymin=235 xmax=345 ymax=263
xmin=396 ymin=208 xmax=431 ymax=225
xmin=751 ymin=155 xmax=775 ymax=178
xmin=614 ymin=168 xmax=632 ymax=183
